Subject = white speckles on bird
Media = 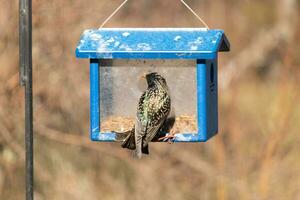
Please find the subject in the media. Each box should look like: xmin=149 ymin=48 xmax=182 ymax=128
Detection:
xmin=174 ymin=36 xmax=182 ymax=41
xmin=122 ymin=32 xmax=130 ymax=37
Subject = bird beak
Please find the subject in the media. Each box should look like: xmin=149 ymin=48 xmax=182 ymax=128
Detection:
xmin=139 ymin=73 xmax=147 ymax=80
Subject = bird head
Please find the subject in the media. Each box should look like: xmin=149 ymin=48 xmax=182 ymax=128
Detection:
xmin=142 ymin=72 xmax=167 ymax=87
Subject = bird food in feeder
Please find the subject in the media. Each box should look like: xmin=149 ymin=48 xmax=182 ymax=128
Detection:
xmin=75 ymin=28 xmax=230 ymax=144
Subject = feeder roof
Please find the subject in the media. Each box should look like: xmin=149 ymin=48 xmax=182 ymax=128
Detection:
xmin=76 ymin=28 xmax=230 ymax=59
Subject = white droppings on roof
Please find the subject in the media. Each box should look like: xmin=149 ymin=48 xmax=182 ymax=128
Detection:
xmin=194 ymin=37 xmax=204 ymax=44
xmin=212 ymin=32 xmax=222 ymax=43
xmin=83 ymin=29 xmax=93 ymax=35
xmin=119 ymin=44 xmax=133 ymax=51
xmin=90 ymin=33 xmax=102 ymax=41
xmin=190 ymin=46 xmax=198 ymax=50
xmin=122 ymin=32 xmax=130 ymax=37
xmin=137 ymin=43 xmax=152 ymax=51
xmin=106 ymin=37 xmax=115 ymax=43
xmin=97 ymin=39 xmax=109 ymax=51
xmin=188 ymin=37 xmax=203 ymax=50
xmin=114 ymin=41 xmax=120 ymax=47
xmin=77 ymin=39 xmax=85 ymax=49
xmin=211 ymin=36 xmax=218 ymax=44
xmin=98 ymin=27 xmax=208 ymax=31
xmin=96 ymin=37 xmax=117 ymax=51
xmin=78 ymin=29 xmax=224 ymax=53
xmin=174 ymin=36 xmax=182 ymax=41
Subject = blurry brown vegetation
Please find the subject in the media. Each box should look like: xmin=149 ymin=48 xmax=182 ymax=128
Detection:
xmin=0 ymin=0 xmax=300 ymax=199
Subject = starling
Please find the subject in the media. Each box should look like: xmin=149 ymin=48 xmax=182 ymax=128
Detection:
xmin=120 ymin=72 xmax=171 ymax=158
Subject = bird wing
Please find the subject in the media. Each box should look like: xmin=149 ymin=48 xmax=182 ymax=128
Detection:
xmin=142 ymin=95 xmax=171 ymax=146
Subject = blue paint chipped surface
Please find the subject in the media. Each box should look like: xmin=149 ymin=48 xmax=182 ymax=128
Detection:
xmin=76 ymin=28 xmax=229 ymax=59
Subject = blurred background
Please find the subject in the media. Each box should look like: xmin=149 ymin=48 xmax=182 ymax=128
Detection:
xmin=0 ymin=0 xmax=300 ymax=199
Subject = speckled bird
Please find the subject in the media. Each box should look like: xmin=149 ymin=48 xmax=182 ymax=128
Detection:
xmin=121 ymin=72 xmax=171 ymax=158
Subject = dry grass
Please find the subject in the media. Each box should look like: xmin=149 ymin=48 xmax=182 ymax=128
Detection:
xmin=0 ymin=0 xmax=300 ymax=199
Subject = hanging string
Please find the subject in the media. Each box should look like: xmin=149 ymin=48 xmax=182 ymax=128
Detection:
xmin=99 ymin=0 xmax=130 ymax=29
xmin=180 ymin=0 xmax=210 ymax=29
xmin=99 ymin=0 xmax=210 ymax=29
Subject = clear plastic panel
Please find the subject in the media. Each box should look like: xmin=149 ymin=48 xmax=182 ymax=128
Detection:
xmin=99 ymin=59 xmax=197 ymax=134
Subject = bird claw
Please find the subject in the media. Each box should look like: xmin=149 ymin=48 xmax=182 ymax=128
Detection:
xmin=158 ymin=134 xmax=176 ymax=143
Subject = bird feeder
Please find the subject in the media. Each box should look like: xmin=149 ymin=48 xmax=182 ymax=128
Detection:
xmin=75 ymin=28 xmax=230 ymax=142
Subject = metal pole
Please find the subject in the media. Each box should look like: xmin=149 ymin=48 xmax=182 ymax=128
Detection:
xmin=19 ymin=0 xmax=33 ymax=199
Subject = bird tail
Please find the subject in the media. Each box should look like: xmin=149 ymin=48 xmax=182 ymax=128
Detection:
xmin=142 ymin=144 xmax=149 ymax=155
xmin=120 ymin=128 xmax=149 ymax=155
xmin=114 ymin=129 xmax=132 ymax=141
xmin=121 ymin=129 xmax=136 ymax=150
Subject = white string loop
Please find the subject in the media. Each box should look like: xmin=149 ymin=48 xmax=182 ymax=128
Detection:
xmin=99 ymin=0 xmax=210 ymax=29
xmin=99 ymin=0 xmax=129 ymax=29
xmin=180 ymin=0 xmax=210 ymax=29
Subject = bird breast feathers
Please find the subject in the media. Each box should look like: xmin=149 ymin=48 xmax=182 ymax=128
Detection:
xmin=137 ymin=90 xmax=170 ymax=125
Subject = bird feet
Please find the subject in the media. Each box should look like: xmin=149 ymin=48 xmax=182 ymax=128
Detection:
xmin=158 ymin=130 xmax=177 ymax=143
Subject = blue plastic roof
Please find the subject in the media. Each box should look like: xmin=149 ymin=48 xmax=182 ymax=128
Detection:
xmin=76 ymin=28 xmax=230 ymax=59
